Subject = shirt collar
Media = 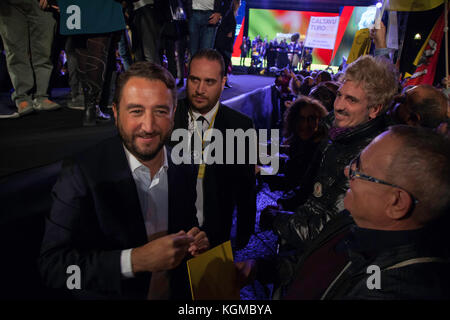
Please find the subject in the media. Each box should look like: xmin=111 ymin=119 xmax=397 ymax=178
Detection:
xmin=190 ymin=100 xmax=220 ymax=126
xmin=123 ymin=145 xmax=169 ymax=174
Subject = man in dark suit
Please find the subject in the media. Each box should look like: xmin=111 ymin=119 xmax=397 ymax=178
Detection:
xmin=39 ymin=62 xmax=209 ymax=300
xmin=170 ymin=48 xmax=256 ymax=250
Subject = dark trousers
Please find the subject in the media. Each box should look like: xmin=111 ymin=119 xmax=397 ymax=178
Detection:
xmin=72 ymin=33 xmax=119 ymax=108
xmin=65 ymin=36 xmax=82 ymax=98
xmin=132 ymin=5 xmax=162 ymax=64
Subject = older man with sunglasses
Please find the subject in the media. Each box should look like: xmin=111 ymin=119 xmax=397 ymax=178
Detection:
xmin=238 ymin=125 xmax=450 ymax=299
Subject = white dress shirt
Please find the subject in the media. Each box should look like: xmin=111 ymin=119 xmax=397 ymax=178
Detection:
xmin=192 ymin=0 xmax=214 ymax=11
xmin=188 ymin=101 xmax=219 ymax=227
xmin=120 ymin=146 xmax=169 ymax=278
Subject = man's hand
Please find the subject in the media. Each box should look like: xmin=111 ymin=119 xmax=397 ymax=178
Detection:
xmin=208 ymin=12 xmax=222 ymax=25
xmin=442 ymin=75 xmax=450 ymax=89
xmin=131 ymin=231 xmax=194 ymax=273
xmin=235 ymin=260 xmax=257 ymax=288
xmin=436 ymin=122 xmax=450 ymax=138
xmin=187 ymin=227 xmax=210 ymax=256
xmin=39 ymin=0 xmax=49 ymax=10
xmin=259 ymin=205 xmax=281 ymax=231
xmin=370 ymin=21 xmax=387 ymax=49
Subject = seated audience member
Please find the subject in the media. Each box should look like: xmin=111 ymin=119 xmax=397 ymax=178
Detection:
xmin=309 ymin=83 xmax=336 ymax=112
xmin=282 ymin=97 xmax=328 ymax=188
xmin=390 ymin=84 xmax=448 ymax=129
xmin=39 ymin=62 xmax=208 ymax=300
xmin=322 ymin=81 xmax=339 ymax=94
xmin=314 ymin=70 xmax=332 ymax=85
xmin=261 ymin=55 xmax=399 ymax=251
xmin=298 ymin=76 xmax=314 ymax=96
xmin=239 ymin=125 xmax=450 ymax=300
xmin=289 ymin=72 xmax=303 ymax=97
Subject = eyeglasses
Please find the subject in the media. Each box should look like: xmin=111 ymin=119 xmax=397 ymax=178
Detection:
xmin=347 ymin=155 xmax=419 ymax=205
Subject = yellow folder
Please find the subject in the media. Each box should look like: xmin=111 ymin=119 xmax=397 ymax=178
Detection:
xmin=187 ymin=241 xmax=240 ymax=300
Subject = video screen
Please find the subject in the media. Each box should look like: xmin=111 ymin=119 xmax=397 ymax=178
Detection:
xmin=233 ymin=6 xmax=379 ymax=68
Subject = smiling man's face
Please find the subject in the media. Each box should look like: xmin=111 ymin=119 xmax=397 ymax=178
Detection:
xmin=113 ymin=77 xmax=175 ymax=162
xmin=333 ymin=80 xmax=379 ymax=128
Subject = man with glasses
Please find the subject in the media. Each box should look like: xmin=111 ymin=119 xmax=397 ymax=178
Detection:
xmin=238 ymin=125 xmax=450 ymax=299
xmin=261 ymin=55 xmax=398 ymax=251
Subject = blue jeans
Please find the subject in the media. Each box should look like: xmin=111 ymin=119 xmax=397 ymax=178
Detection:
xmin=189 ymin=10 xmax=218 ymax=56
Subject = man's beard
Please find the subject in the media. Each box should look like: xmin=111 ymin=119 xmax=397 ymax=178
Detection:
xmin=118 ymin=123 xmax=171 ymax=162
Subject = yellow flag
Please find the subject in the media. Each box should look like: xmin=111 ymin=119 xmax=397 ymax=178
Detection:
xmin=347 ymin=28 xmax=372 ymax=64
xmin=387 ymin=0 xmax=443 ymax=12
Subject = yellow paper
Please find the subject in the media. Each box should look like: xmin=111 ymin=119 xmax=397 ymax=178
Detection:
xmin=187 ymin=241 xmax=240 ymax=300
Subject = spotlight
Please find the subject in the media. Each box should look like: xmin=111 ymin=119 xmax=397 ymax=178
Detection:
xmin=376 ymin=2 xmax=383 ymax=9
xmin=414 ymin=33 xmax=422 ymax=40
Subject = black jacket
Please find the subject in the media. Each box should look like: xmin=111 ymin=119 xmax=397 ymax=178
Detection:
xmin=170 ymin=99 xmax=256 ymax=249
xmin=276 ymin=212 xmax=450 ymax=300
xmin=38 ymin=136 xmax=198 ymax=299
xmin=326 ymin=224 xmax=450 ymax=299
xmin=275 ymin=114 xmax=388 ymax=248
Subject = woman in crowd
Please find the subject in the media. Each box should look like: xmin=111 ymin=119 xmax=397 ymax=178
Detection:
xmin=282 ymin=96 xmax=328 ymax=188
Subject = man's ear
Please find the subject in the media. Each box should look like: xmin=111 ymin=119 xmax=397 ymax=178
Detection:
xmin=112 ymin=103 xmax=118 ymax=125
xmin=368 ymin=104 xmax=383 ymax=119
xmin=386 ymin=189 xmax=413 ymax=220
xmin=221 ymin=76 xmax=227 ymax=91
xmin=406 ymin=112 xmax=421 ymax=126
xmin=172 ymin=104 xmax=177 ymax=118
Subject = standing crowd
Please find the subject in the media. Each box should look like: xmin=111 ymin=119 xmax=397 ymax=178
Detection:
xmin=0 ymin=0 xmax=241 ymax=121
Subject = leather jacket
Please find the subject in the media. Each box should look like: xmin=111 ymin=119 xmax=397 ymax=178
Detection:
xmin=273 ymin=114 xmax=388 ymax=248
xmin=274 ymin=212 xmax=450 ymax=300
xmin=325 ymin=219 xmax=450 ymax=299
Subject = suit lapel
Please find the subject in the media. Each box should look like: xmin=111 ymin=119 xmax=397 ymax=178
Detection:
xmin=174 ymin=99 xmax=190 ymax=130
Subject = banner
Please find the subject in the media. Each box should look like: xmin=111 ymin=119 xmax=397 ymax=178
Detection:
xmin=386 ymin=0 xmax=444 ymax=12
xmin=403 ymin=9 xmax=446 ymax=86
xmin=304 ymin=16 xmax=340 ymax=50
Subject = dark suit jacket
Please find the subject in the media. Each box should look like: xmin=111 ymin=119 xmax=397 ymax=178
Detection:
xmin=170 ymin=99 xmax=256 ymax=249
xmin=38 ymin=136 xmax=198 ymax=300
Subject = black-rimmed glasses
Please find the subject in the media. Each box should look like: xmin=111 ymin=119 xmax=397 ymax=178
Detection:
xmin=347 ymin=155 xmax=419 ymax=205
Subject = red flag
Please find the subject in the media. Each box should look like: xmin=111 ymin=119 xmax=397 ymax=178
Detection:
xmin=403 ymin=9 xmax=446 ymax=86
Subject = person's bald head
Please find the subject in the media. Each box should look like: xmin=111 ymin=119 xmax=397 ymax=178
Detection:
xmin=344 ymin=125 xmax=450 ymax=230
xmin=391 ymin=85 xmax=448 ymax=128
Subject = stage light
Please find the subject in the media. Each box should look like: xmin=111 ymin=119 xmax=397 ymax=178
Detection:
xmin=414 ymin=33 xmax=422 ymax=40
xmin=376 ymin=2 xmax=383 ymax=9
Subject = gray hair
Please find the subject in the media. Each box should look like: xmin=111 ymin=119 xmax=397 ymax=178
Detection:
xmin=343 ymin=55 xmax=399 ymax=111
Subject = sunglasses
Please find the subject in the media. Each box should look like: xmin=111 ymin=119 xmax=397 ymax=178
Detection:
xmin=348 ymin=155 xmax=419 ymax=205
